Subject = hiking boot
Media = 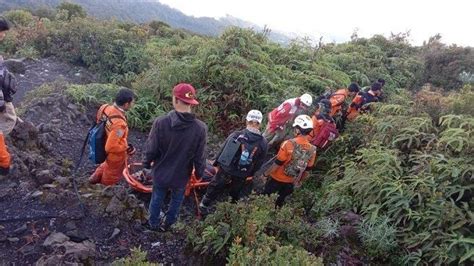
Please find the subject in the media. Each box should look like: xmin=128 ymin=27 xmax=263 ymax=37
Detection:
xmin=142 ymin=223 xmax=160 ymax=232
xmin=159 ymin=223 xmax=171 ymax=232
xmin=88 ymin=174 xmax=101 ymax=184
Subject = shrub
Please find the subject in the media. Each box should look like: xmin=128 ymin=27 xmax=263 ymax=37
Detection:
xmin=227 ymin=235 xmax=323 ymax=266
xmin=113 ymin=246 xmax=156 ymax=266
xmin=358 ymin=216 xmax=397 ymax=258
xmin=187 ymin=195 xmax=322 ymax=263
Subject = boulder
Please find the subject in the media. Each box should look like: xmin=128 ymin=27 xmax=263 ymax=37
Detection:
xmin=10 ymin=121 xmax=40 ymax=149
xmin=35 ymin=170 xmax=54 ymax=185
xmin=63 ymin=240 xmax=96 ymax=260
xmin=3 ymin=58 xmax=27 ymax=74
xmin=105 ymin=196 xmax=126 ymax=216
xmin=42 ymin=232 xmax=70 ymax=247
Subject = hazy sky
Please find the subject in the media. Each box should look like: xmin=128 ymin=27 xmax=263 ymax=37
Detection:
xmin=159 ymin=0 xmax=473 ymax=46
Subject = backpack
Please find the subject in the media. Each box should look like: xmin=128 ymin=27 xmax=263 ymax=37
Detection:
xmin=236 ymin=137 xmax=259 ymax=172
xmin=88 ymin=106 xmax=125 ymax=164
xmin=284 ymin=140 xmax=315 ymax=179
xmin=311 ymin=121 xmax=339 ymax=149
xmin=0 ymin=63 xmax=16 ymax=100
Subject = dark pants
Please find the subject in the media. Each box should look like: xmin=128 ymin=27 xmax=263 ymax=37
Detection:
xmin=263 ymin=177 xmax=294 ymax=207
xmin=148 ymin=185 xmax=186 ymax=228
xmin=202 ymin=169 xmax=246 ymax=205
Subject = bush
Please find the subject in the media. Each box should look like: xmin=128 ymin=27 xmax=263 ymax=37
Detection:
xmin=358 ymin=216 xmax=397 ymax=258
xmin=228 ymin=235 xmax=323 ymax=266
xmin=65 ymin=83 xmax=165 ymax=131
xmin=113 ymin=246 xmax=156 ymax=266
xmin=187 ymin=195 xmax=322 ymax=263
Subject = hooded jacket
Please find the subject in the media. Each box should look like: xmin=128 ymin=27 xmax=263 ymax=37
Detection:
xmin=216 ymin=128 xmax=268 ymax=178
xmin=143 ymin=110 xmax=207 ymax=189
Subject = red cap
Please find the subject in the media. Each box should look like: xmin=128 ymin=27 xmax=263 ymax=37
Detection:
xmin=172 ymin=83 xmax=199 ymax=105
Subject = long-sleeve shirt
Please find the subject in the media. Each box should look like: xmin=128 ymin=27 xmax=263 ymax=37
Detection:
xmin=143 ymin=110 xmax=207 ymax=189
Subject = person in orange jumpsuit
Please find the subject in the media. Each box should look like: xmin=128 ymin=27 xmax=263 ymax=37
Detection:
xmin=346 ymin=82 xmax=382 ymax=121
xmin=0 ymin=17 xmax=12 ymax=175
xmin=263 ymin=115 xmax=316 ymax=207
xmin=310 ymin=99 xmax=335 ymax=139
xmin=329 ymin=83 xmax=360 ymax=117
xmin=89 ymin=88 xmax=135 ymax=186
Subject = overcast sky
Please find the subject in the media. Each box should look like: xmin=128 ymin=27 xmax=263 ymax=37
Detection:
xmin=159 ymin=0 xmax=473 ymax=46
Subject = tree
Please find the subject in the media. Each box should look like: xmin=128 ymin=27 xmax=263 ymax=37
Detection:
xmin=56 ymin=2 xmax=87 ymax=21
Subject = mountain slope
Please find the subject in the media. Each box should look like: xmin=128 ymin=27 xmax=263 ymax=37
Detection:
xmin=0 ymin=0 xmax=292 ymax=44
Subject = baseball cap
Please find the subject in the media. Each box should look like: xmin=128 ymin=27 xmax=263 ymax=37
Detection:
xmin=172 ymin=83 xmax=199 ymax=105
xmin=246 ymin=109 xmax=263 ymax=123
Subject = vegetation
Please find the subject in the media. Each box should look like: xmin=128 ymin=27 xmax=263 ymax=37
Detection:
xmin=1 ymin=5 xmax=473 ymax=265
xmin=0 ymin=0 xmax=291 ymax=44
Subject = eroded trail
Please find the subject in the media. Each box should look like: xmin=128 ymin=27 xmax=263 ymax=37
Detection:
xmin=0 ymin=58 xmax=193 ymax=264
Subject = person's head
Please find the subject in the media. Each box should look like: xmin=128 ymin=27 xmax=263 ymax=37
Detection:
xmin=245 ymin=109 xmax=263 ymax=129
xmin=292 ymin=114 xmax=313 ymax=136
xmin=0 ymin=17 xmax=10 ymax=41
xmin=299 ymin=93 xmax=313 ymax=109
xmin=115 ymin=88 xmax=135 ymax=111
xmin=369 ymin=82 xmax=383 ymax=96
xmin=317 ymin=99 xmax=331 ymax=115
xmin=377 ymin=78 xmax=386 ymax=87
xmin=172 ymin=83 xmax=199 ymax=112
xmin=348 ymin=82 xmax=360 ymax=96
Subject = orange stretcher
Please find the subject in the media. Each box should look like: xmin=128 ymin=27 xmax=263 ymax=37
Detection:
xmin=123 ymin=161 xmax=252 ymax=217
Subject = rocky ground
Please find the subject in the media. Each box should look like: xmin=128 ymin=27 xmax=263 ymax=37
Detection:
xmin=0 ymin=58 xmax=206 ymax=265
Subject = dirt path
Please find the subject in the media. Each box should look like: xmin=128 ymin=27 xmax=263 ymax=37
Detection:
xmin=13 ymin=57 xmax=95 ymax=107
xmin=0 ymin=58 xmax=196 ymax=264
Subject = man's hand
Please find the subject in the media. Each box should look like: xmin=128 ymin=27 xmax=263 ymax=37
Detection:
xmin=127 ymin=144 xmax=136 ymax=155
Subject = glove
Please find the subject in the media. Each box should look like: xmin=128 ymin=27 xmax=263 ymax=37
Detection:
xmin=127 ymin=144 xmax=136 ymax=155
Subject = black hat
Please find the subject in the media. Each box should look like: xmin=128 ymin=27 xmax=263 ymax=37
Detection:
xmin=348 ymin=82 xmax=360 ymax=92
xmin=371 ymin=82 xmax=382 ymax=91
xmin=0 ymin=17 xmax=10 ymax=32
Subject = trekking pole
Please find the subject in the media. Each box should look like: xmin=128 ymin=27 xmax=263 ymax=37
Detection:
xmin=70 ymin=126 xmax=94 ymax=218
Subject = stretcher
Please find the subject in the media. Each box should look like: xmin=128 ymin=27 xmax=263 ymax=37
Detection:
xmin=123 ymin=160 xmax=253 ymax=217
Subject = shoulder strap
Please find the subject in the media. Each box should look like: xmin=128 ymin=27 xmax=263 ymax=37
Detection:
xmin=107 ymin=115 xmax=126 ymax=123
xmin=100 ymin=104 xmax=127 ymax=123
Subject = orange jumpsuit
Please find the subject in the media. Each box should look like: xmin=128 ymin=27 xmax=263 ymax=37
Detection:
xmin=309 ymin=115 xmax=326 ymax=141
xmin=92 ymin=104 xmax=128 ymax=186
xmin=329 ymin=89 xmax=349 ymax=117
xmin=0 ymin=132 xmax=11 ymax=174
xmin=346 ymin=93 xmax=364 ymax=121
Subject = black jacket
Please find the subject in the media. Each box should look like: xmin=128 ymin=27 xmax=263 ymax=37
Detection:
xmin=216 ymin=128 xmax=268 ymax=178
xmin=143 ymin=110 xmax=207 ymax=189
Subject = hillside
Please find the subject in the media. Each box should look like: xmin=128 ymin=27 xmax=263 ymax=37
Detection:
xmin=0 ymin=0 xmax=292 ymax=44
xmin=0 ymin=6 xmax=473 ymax=265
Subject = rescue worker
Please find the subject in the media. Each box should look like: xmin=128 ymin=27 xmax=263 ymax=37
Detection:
xmin=309 ymin=99 xmax=336 ymax=138
xmin=346 ymin=81 xmax=383 ymax=121
xmin=263 ymin=93 xmax=313 ymax=148
xmin=89 ymin=88 xmax=135 ymax=185
xmin=200 ymin=110 xmax=268 ymax=209
xmin=263 ymin=115 xmax=316 ymax=207
xmin=143 ymin=83 xmax=207 ymax=232
xmin=0 ymin=17 xmax=14 ymax=175
xmin=329 ymin=82 xmax=360 ymax=117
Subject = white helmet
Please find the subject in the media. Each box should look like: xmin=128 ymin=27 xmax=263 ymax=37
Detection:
xmin=300 ymin=93 xmax=313 ymax=107
xmin=292 ymin=114 xmax=313 ymax=129
xmin=246 ymin=109 xmax=263 ymax=123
